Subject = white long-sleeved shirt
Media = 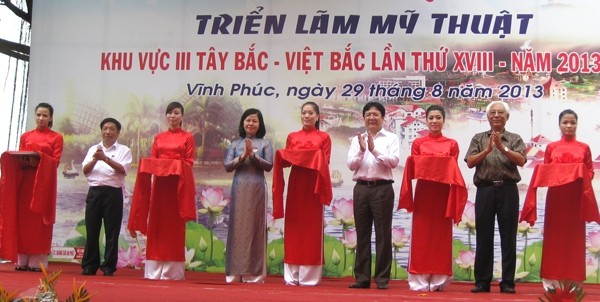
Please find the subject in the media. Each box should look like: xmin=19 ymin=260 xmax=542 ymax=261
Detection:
xmin=347 ymin=128 xmax=400 ymax=181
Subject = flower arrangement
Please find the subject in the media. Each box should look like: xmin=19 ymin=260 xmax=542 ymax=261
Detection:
xmin=539 ymin=280 xmax=586 ymax=302
xmin=0 ymin=286 xmax=17 ymax=302
xmin=0 ymin=264 xmax=93 ymax=302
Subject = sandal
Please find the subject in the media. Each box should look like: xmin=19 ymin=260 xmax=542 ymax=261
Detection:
xmin=14 ymin=266 xmax=29 ymax=271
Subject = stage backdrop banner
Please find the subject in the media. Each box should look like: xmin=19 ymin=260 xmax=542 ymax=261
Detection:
xmin=25 ymin=0 xmax=600 ymax=282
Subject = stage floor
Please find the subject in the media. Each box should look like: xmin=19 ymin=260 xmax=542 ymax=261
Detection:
xmin=1 ymin=262 xmax=598 ymax=301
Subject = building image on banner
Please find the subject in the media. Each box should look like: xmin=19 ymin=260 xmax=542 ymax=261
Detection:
xmin=17 ymin=0 xmax=600 ymax=283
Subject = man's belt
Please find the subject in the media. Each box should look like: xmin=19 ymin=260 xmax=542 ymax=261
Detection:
xmin=478 ymin=180 xmax=516 ymax=187
xmin=356 ymin=179 xmax=394 ymax=186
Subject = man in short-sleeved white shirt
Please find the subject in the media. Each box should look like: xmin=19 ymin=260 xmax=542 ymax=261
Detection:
xmin=80 ymin=117 xmax=132 ymax=276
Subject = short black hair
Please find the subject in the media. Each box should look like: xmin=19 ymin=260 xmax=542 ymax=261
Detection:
xmin=362 ymin=101 xmax=385 ymax=117
xmin=100 ymin=117 xmax=122 ymax=131
xmin=426 ymin=105 xmax=445 ymax=120
xmin=238 ymin=108 xmax=266 ymax=138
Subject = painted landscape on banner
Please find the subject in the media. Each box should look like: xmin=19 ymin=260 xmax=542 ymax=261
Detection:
xmin=25 ymin=0 xmax=600 ymax=282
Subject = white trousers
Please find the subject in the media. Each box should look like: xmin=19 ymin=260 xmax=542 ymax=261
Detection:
xmin=225 ymin=274 xmax=266 ymax=283
xmin=17 ymin=254 xmax=48 ymax=269
xmin=542 ymin=279 xmax=559 ymax=291
xmin=408 ymin=273 xmax=452 ymax=291
xmin=283 ymin=263 xmax=322 ymax=286
xmin=144 ymin=260 xmax=185 ymax=280
xmin=226 ymin=259 xmax=267 ymax=283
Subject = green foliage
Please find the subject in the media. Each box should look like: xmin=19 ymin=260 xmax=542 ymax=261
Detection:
xmin=57 ymin=117 xmax=77 ymax=135
xmin=265 ymin=235 xmax=407 ymax=279
xmin=323 ymin=235 xmax=353 ymax=277
xmin=452 ymin=265 xmax=473 ymax=281
xmin=60 ymin=133 xmax=97 ymax=162
xmin=518 ymin=240 xmax=542 ymax=282
xmin=122 ymin=96 xmax=160 ymax=162
xmin=184 ymin=222 xmax=225 ymax=272
xmin=64 ymin=237 xmax=87 ymax=248
xmin=452 ymin=239 xmax=473 ymax=281
xmin=183 ymin=96 xmax=243 ymax=149
xmin=585 ymin=259 xmax=600 ymax=283
xmin=266 ymin=238 xmax=285 ymax=275
xmin=451 ymin=238 xmax=543 ymax=282
xmin=62 ymin=220 xmax=88 ymax=259
xmin=452 ymin=238 xmax=470 ymax=257
xmin=61 ymin=219 xmax=129 ymax=261
xmin=391 ymin=255 xmax=408 ymax=280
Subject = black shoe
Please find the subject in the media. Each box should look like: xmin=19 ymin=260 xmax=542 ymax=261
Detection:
xmin=348 ymin=282 xmax=370 ymax=289
xmin=28 ymin=267 xmax=42 ymax=272
xmin=81 ymin=269 xmax=96 ymax=276
xmin=471 ymin=285 xmax=490 ymax=293
xmin=14 ymin=266 xmax=29 ymax=272
xmin=500 ymin=286 xmax=516 ymax=294
xmin=100 ymin=268 xmax=114 ymax=276
xmin=376 ymin=282 xmax=389 ymax=290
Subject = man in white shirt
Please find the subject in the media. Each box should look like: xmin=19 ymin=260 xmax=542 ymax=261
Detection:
xmin=81 ymin=118 xmax=132 ymax=276
xmin=347 ymin=102 xmax=400 ymax=290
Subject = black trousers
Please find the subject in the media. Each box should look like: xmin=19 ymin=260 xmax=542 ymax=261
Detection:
xmin=81 ymin=186 xmax=123 ymax=273
xmin=352 ymin=183 xmax=394 ymax=284
xmin=473 ymin=183 xmax=519 ymax=289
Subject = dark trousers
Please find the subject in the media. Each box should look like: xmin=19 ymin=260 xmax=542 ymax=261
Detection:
xmin=352 ymin=183 xmax=394 ymax=284
xmin=473 ymin=184 xmax=519 ymax=289
xmin=81 ymin=186 xmax=123 ymax=273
